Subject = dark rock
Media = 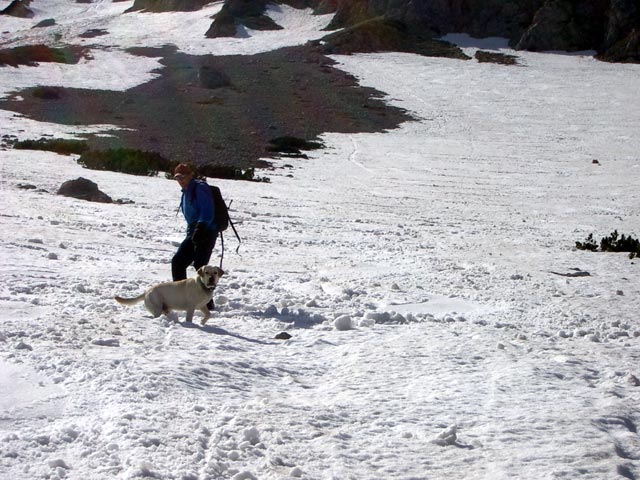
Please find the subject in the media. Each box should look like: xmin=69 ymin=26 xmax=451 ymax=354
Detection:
xmin=206 ymin=0 xmax=282 ymax=38
xmin=17 ymin=183 xmax=37 ymax=190
xmin=275 ymin=332 xmax=292 ymax=340
xmin=126 ymin=0 xmax=211 ymax=13
xmin=91 ymin=338 xmax=120 ymax=347
xmin=57 ymin=178 xmax=113 ymax=203
xmin=516 ymin=0 xmax=608 ymax=52
xmin=550 ymin=270 xmax=591 ymax=277
xmin=205 ymin=13 xmax=237 ymax=38
xmin=597 ymin=0 xmax=640 ymax=63
xmin=0 ymin=0 xmax=33 ymax=18
xmin=599 ymin=28 xmax=640 ymax=63
xmin=315 ymin=17 xmax=469 ymax=59
xmin=198 ymin=64 xmax=231 ymax=89
xmin=475 ymin=50 xmax=519 ymax=65
xmin=79 ymin=29 xmax=109 ymax=39
xmin=243 ymin=15 xmax=284 ymax=32
xmin=33 ymin=18 xmax=56 ymax=28
xmin=603 ymin=0 xmax=640 ymax=47
xmin=311 ymin=0 xmax=639 ymax=62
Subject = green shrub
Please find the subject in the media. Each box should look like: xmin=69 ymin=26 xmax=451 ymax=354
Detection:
xmin=576 ymin=230 xmax=640 ymax=258
xmin=14 ymin=137 xmax=88 ymax=155
xmin=600 ymin=230 xmax=640 ymax=256
xmin=78 ymin=148 xmax=171 ymax=176
xmin=0 ymin=45 xmax=87 ymax=67
xmin=575 ymin=233 xmax=599 ymax=252
xmin=164 ymin=164 xmax=270 ymax=182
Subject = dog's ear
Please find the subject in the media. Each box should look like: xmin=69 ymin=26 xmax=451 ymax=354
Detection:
xmin=197 ymin=266 xmax=205 ymax=276
xmin=217 ymin=267 xmax=225 ymax=277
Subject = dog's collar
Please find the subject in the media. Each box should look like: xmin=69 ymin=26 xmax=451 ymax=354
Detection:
xmin=197 ymin=277 xmax=216 ymax=292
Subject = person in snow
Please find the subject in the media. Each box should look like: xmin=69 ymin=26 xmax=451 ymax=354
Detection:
xmin=172 ymin=163 xmax=218 ymax=296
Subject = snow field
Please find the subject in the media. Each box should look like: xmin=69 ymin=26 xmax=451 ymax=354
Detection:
xmin=1 ymin=3 xmax=640 ymax=479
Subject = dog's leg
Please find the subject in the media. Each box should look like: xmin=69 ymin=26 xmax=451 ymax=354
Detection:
xmin=144 ymin=295 xmax=163 ymax=318
xmin=185 ymin=309 xmax=194 ymax=323
xmin=200 ymin=306 xmax=210 ymax=326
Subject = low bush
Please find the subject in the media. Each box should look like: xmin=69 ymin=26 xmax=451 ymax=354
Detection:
xmin=266 ymin=136 xmax=324 ymax=155
xmin=164 ymin=164 xmax=270 ymax=182
xmin=576 ymin=230 xmax=640 ymax=258
xmin=14 ymin=137 xmax=88 ymax=155
xmin=77 ymin=148 xmax=268 ymax=181
xmin=0 ymin=45 xmax=87 ymax=67
xmin=78 ymin=148 xmax=171 ymax=176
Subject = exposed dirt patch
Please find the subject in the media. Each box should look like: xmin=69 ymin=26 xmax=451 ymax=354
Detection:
xmin=0 ymin=45 xmax=416 ymax=170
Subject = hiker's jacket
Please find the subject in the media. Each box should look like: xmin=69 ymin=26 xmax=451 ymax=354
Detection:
xmin=181 ymin=179 xmax=217 ymax=235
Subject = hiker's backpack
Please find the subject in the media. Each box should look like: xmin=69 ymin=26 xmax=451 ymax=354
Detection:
xmin=206 ymin=184 xmax=241 ymax=267
xmin=210 ymin=185 xmax=229 ymax=232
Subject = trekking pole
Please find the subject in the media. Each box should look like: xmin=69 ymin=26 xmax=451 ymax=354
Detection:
xmin=219 ymin=232 xmax=225 ymax=269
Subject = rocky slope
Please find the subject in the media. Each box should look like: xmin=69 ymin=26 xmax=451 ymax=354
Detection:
xmin=4 ymin=0 xmax=638 ymax=62
xmin=202 ymin=0 xmax=640 ymax=62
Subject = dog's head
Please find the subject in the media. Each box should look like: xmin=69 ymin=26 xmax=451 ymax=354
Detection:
xmin=197 ymin=265 xmax=224 ymax=289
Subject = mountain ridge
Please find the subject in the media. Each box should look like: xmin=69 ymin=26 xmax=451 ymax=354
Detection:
xmin=187 ymin=0 xmax=640 ymax=63
xmin=3 ymin=0 xmax=638 ymax=63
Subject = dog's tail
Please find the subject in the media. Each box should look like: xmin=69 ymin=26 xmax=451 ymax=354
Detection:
xmin=114 ymin=293 xmax=146 ymax=306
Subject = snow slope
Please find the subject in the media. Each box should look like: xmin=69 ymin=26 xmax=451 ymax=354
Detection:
xmin=1 ymin=2 xmax=640 ymax=480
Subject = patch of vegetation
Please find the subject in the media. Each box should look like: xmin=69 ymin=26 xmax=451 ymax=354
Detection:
xmin=164 ymin=164 xmax=270 ymax=182
xmin=78 ymin=148 xmax=171 ymax=176
xmin=14 ymin=137 xmax=89 ymax=155
xmin=199 ymin=165 xmax=270 ymax=182
xmin=576 ymin=231 xmax=640 ymax=258
xmin=475 ymin=50 xmax=519 ymax=65
xmin=0 ymin=44 xmax=89 ymax=67
xmin=32 ymin=86 xmax=63 ymax=100
xmin=266 ymin=136 xmax=324 ymax=157
xmin=73 ymin=147 xmax=268 ymax=181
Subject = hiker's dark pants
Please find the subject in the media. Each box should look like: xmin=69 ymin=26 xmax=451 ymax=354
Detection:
xmin=171 ymin=232 xmax=217 ymax=281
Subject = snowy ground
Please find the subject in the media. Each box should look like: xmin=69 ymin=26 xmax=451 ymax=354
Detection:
xmin=1 ymin=2 xmax=640 ymax=480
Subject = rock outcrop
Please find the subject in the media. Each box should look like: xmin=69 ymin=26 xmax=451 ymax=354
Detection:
xmin=126 ymin=0 xmax=212 ymax=13
xmin=203 ymin=0 xmax=639 ymax=62
xmin=205 ymin=0 xmax=283 ymax=38
xmin=319 ymin=0 xmax=639 ymax=62
xmin=0 ymin=0 xmax=34 ymax=18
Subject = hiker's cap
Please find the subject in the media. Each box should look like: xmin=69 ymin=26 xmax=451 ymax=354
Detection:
xmin=174 ymin=163 xmax=193 ymax=178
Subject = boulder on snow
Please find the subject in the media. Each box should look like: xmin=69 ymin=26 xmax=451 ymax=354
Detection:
xmin=32 ymin=18 xmax=56 ymax=29
xmin=57 ymin=177 xmax=113 ymax=203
